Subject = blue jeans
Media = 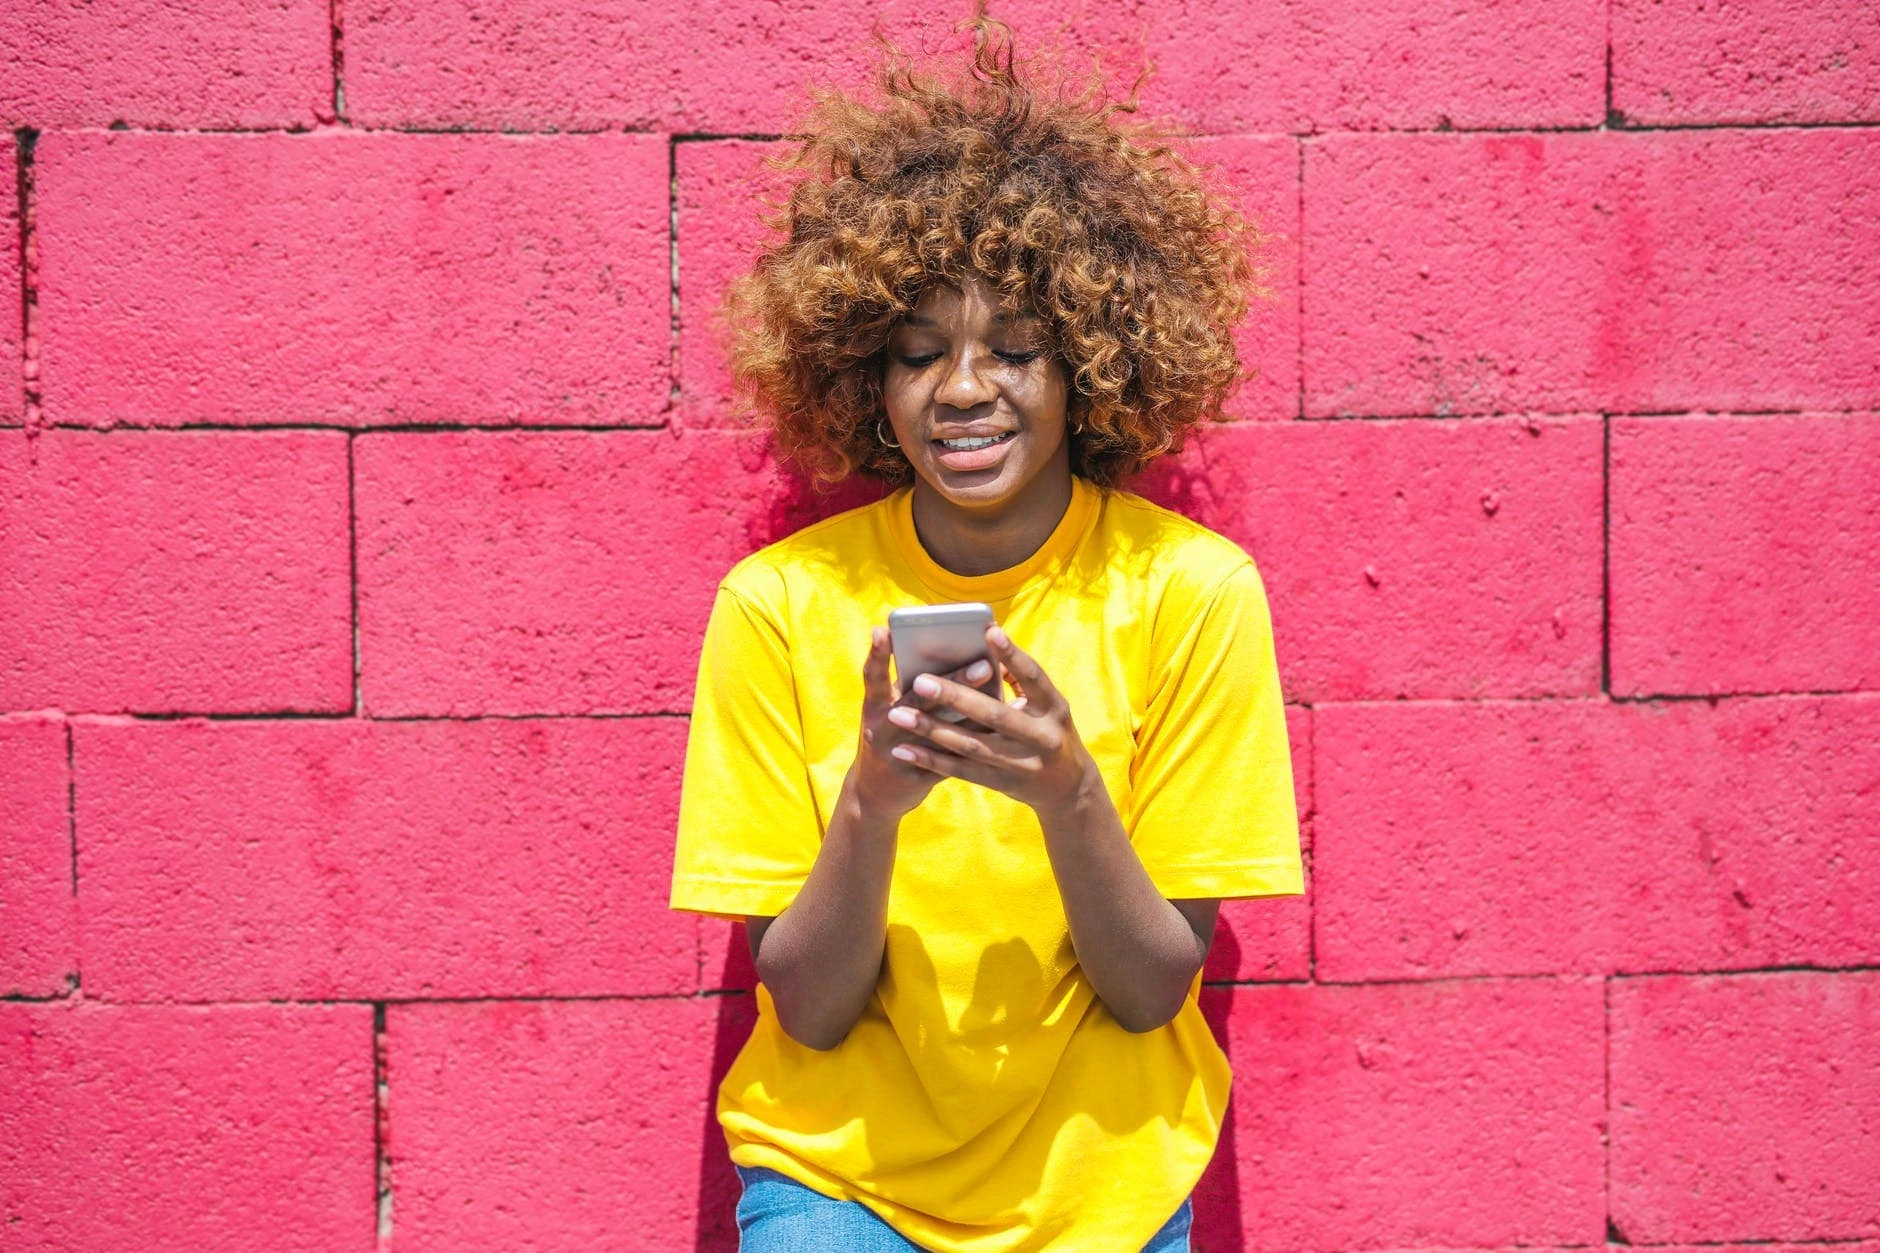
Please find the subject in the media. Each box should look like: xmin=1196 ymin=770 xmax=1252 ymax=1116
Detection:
xmin=734 ymin=1165 xmax=1193 ymax=1252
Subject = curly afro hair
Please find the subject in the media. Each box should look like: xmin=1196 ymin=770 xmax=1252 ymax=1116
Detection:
xmin=715 ymin=16 xmax=1271 ymax=489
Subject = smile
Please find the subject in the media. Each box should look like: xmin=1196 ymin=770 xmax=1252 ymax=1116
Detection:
xmin=933 ymin=432 xmax=1016 ymax=451
xmin=930 ymin=428 xmax=1018 ymax=472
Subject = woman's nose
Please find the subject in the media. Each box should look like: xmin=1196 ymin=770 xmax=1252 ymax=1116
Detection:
xmin=933 ymin=347 xmax=999 ymax=409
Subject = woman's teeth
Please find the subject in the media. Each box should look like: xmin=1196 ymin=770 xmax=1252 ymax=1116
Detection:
xmin=934 ymin=432 xmax=1015 ymax=451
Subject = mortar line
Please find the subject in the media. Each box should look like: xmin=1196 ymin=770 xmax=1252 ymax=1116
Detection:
xmin=63 ymin=719 xmax=81 ymax=995
xmin=1604 ymin=0 xmax=1619 ymax=129
xmin=1294 ymin=405 xmax=1857 ymax=422
xmin=1607 ymin=962 xmax=1880 ymax=981
xmin=1294 ymin=137 xmax=1305 ymax=422
xmin=329 ymin=0 xmax=348 ymax=125
xmin=16 ymin=128 xmax=38 ymax=432
xmin=96 ymin=685 xmax=1879 ymax=723
xmin=114 ymin=708 xmax=694 ymax=722
xmin=63 ymin=719 xmax=77 ymax=896
xmin=24 ymin=407 xmax=1859 ymax=432
xmin=53 ymin=964 xmax=1880 ymax=1009
xmin=1601 ymin=414 xmax=1612 ymax=695
xmin=373 ymin=1002 xmax=391 ymax=1249
xmin=31 ymin=118 xmax=1880 ymax=137
xmin=1309 ymin=963 xmax=1880 ymax=989
xmin=1302 ymin=703 xmax=1316 ymax=984
xmin=668 ymin=134 xmax=682 ymax=424
xmin=1629 ymin=1239 xmax=1880 ymax=1249
xmin=28 ymin=420 xmax=675 ymax=434
xmin=349 ymin=434 xmax=362 ymax=715
xmin=1603 ymin=975 xmax=1623 ymax=1244
xmin=1609 ymin=684 xmax=1870 ymax=703
xmin=80 ymin=989 xmax=757 ymax=1009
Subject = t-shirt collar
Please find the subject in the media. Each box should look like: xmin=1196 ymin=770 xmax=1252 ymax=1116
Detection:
xmin=885 ymin=474 xmax=1100 ymax=606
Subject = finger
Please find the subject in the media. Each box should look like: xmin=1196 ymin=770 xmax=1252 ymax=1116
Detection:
xmin=893 ymin=657 xmax=994 ymax=710
xmin=942 ymin=655 xmax=994 ymax=683
xmin=987 ymin=626 xmax=1065 ymax=712
xmin=887 ymin=703 xmax=1017 ymax=763
xmin=905 ymin=672 xmax=1033 ymax=739
xmin=889 ymin=740 xmax=990 ymax=786
xmin=862 ymin=626 xmax=892 ymax=713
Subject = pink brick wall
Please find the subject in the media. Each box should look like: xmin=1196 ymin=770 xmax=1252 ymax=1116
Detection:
xmin=3 ymin=4 xmax=1877 ymax=1248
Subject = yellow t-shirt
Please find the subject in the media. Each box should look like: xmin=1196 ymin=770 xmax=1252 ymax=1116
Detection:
xmin=670 ymin=473 xmax=1303 ymax=1252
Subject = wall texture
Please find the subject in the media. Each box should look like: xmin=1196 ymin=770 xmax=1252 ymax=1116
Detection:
xmin=3 ymin=2 xmax=1877 ymax=1249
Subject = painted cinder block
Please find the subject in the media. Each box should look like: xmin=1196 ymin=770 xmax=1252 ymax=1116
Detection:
xmin=75 ymin=715 xmax=696 ymax=1000
xmin=345 ymin=0 xmax=974 ymax=131
xmin=675 ymin=140 xmax=796 ymax=433
xmin=388 ymin=996 xmax=747 ymax=1251
xmin=1185 ymin=137 xmax=1300 ymax=421
xmin=1196 ymin=978 xmax=1604 ymax=1251
xmin=991 ymin=0 xmax=1605 ymax=132
xmin=346 ymin=0 xmax=1603 ymax=133
xmin=1304 ymin=130 xmax=1880 ymax=416
xmin=0 ymin=428 xmax=352 ymax=714
xmin=676 ymin=135 xmax=1300 ymax=430
xmin=0 ymin=0 xmax=331 ymax=129
xmin=1613 ymin=0 xmax=1880 ymax=126
xmin=0 ymin=1000 xmax=373 ymax=1249
xmin=1610 ymin=970 xmax=1880 ymax=1244
xmin=1313 ymin=695 xmax=1880 ymax=981
xmin=34 ymin=131 xmax=669 ymax=427
xmin=357 ymin=428 xmax=881 ymax=717
xmin=1611 ymin=413 xmax=1880 ymax=698
xmin=1133 ymin=416 xmax=1603 ymax=702
xmin=0 ymin=716 xmax=73 ymax=996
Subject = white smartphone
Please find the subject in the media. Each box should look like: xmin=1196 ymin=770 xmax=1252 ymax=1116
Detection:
xmin=888 ymin=602 xmax=1000 ymax=724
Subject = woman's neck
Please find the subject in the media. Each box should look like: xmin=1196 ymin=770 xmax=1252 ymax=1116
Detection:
xmin=909 ymin=467 xmax=1076 ymax=578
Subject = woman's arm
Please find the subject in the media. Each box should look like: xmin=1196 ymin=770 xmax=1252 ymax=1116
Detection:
xmin=888 ymin=627 xmax=1218 ymax=1032
xmin=1034 ymin=770 xmax=1220 ymax=1032
xmin=746 ymin=627 xmax=985 ymax=1050
xmin=744 ymin=772 xmax=899 ymax=1051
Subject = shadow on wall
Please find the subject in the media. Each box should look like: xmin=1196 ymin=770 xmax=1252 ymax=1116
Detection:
xmin=695 ymin=927 xmax=757 ymax=1251
xmin=1196 ymin=918 xmax=1246 ymax=1253
xmin=689 ymin=918 xmax=1251 ymax=1252
xmin=737 ymin=432 xmax=891 ymax=554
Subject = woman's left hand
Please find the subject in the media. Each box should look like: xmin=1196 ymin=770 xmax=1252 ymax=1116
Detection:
xmin=886 ymin=626 xmax=1096 ymax=815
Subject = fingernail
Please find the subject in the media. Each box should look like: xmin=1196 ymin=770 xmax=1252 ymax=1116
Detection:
xmin=891 ymin=745 xmax=917 ymax=762
xmin=988 ymin=626 xmax=1009 ymax=647
xmin=887 ymin=706 xmax=918 ymax=728
xmin=912 ymin=674 xmax=940 ymax=698
xmin=965 ymin=660 xmax=991 ymax=682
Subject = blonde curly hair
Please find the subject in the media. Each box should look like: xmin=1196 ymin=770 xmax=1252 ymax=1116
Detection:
xmin=716 ymin=15 xmax=1270 ymax=488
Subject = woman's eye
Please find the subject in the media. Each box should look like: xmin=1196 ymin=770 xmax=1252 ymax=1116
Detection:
xmin=894 ymin=350 xmax=1041 ymax=368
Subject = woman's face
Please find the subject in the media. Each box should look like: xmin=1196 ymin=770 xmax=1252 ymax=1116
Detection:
xmin=882 ymin=274 xmax=1072 ymax=513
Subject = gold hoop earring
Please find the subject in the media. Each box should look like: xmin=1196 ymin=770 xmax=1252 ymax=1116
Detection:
xmin=876 ymin=418 xmax=901 ymax=449
xmin=1070 ymin=419 xmax=1086 ymax=435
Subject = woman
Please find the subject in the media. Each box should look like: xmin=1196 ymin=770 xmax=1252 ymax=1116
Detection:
xmin=670 ymin=19 xmax=1302 ymax=1252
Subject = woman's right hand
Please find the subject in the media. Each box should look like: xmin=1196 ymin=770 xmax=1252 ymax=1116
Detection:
xmin=849 ymin=625 xmax=993 ymax=820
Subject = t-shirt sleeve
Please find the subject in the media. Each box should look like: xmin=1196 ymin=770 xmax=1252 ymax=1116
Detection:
xmin=669 ymin=578 xmax=823 ymax=919
xmin=1124 ymin=559 xmax=1304 ymax=900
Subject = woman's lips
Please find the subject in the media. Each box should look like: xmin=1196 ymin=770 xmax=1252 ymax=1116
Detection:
xmin=930 ymin=430 xmax=1017 ymax=472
